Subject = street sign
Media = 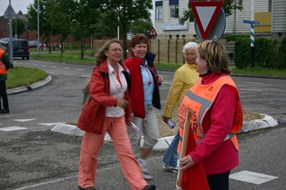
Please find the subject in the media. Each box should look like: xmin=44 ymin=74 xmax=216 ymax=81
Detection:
xmin=195 ymin=8 xmax=226 ymax=41
xmin=4 ymin=5 xmax=16 ymax=19
xmin=243 ymin=20 xmax=260 ymax=25
xmin=148 ymin=26 xmax=158 ymax=37
xmin=190 ymin=0 xmax=224 ymax=40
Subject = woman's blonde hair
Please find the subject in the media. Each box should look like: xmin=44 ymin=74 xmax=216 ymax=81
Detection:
xmin=197 ymin=40 xmax=230 ymax=74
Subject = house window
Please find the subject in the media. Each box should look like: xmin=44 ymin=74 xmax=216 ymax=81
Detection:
xmin=169 ymin=0 xmax=179 ymax=18
xmin=170 ymin=5 xmax=179 ymax=18
xmin=155 ymin=1 xmax=163 ymax=20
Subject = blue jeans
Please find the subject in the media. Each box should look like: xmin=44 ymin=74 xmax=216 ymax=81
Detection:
xmin=162 ymin=131 xmax=179 ymax=168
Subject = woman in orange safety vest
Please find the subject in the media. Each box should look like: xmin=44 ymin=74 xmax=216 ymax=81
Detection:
xmin=177 ymin=40 xmax=243 ymax=190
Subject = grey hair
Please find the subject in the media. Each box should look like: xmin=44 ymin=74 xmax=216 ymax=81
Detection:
xmin=182 ymin=42 xmax=198 ymax=54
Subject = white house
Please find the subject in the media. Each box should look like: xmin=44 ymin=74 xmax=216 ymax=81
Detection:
xmin=154 ymin=0 xmax=286 ymax=39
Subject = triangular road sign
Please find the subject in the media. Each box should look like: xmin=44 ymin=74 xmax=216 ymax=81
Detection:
xmin=148 ymin=26 xmax=157 ymax=37
xmin=4 ymin=5 xmax=16 ymax=19
xmin=190 ymin=1 xmax=224 ymax=40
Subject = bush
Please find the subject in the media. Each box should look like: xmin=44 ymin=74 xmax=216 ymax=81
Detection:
xmin=234 ymin=38 xmax=250 ymax=69
xmin=231 ymin=36 xmax=286 ymax=69
xmin=278 ymin=38 xmax=286 ymax=69
xmin=255 ymin=38 xmax=276 ymax=68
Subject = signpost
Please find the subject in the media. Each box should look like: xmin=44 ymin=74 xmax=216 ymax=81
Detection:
xmin=243 ymin=20 xmax=260 ymax=67
xmin=190 ymin=0 xmax=224 ymax=40
xmin=4 ymin=1 xmax=15 ymax=63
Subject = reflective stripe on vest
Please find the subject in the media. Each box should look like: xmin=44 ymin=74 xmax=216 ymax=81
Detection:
xmin=177 ymin=76 xmax=243 ymax=153
xmin=0 ymin=49 xmax=7 ymax=75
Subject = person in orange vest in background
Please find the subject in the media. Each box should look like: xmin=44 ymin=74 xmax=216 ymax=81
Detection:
xmin=0 ymin=48 xmax=13 ymax=114
xmin=177 ymin=40 xmax=243 ymax=190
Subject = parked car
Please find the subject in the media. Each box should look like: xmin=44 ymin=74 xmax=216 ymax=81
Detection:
xmin=4 ymin=39 xmax=30 ymax=60
xmin=28 ymin=40 xmax=42 ymax=48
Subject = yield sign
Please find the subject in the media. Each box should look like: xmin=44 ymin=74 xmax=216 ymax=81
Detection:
xmin=190 ymin=1 xmax=224 ymax=40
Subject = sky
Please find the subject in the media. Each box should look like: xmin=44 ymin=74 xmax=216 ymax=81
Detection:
xmin=0 ymin=0 xmax=155 ymax=24
xmin=0 ymin=0 xmax=34 ymax=16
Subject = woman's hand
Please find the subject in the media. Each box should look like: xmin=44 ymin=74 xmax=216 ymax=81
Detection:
xmin=179 ymin=155 xmax=195 ymax=171
xmin=126 ymin=117 xmax=132 ymax=126
xmin=116 ymin=98 xmax=128 ymax=109
xmin=162 ymin=115 xmax=170 ymax=124
xmin=157 ymin=75 xmax=164 ymax=84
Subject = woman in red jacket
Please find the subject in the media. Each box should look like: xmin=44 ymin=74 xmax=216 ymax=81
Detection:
xmin=178 ymin=40 xmax=243 ymax=190
xmin=124 ymin=34 xmax=163 ymax=180
xmin=77 ymin=39 xmax=155 ymax=190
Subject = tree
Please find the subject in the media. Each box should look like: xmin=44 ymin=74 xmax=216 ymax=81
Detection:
xmin=12 ymin=19 xmax=25 ymax=38
xmin=28 ymin=0 xmax=53 ymax=53
xmin=71 ymin=0 xmax=100 ymax=59
xmin=130 ymin=18 xmax=153 ymax=37
xmin=179 ymin=0 xmax=243 ymax=24
xmin=99 ymin=0 xmax=153 ymax=58
xmin=47 ymin=0 xmax=74 ymax=55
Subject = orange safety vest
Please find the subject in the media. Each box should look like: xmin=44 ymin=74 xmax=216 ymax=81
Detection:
xmin=0 ymin=49 xmax=7 ymax=75
xmin=177 ymin=76 xmax=243 ymax=153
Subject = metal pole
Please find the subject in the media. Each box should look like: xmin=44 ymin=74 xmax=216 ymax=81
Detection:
xmin=9 ymin=0 xmax=13 ymax=64
xmin=250 ymin=24 xmax=255 ymax=67
xmin=37 ymin=0 xmax=40 ymax=54
xmin=117 ymin=16 xmax=120 ymax=39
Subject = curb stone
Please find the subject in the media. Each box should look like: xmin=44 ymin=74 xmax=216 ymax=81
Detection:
xmin=7 ymin=75 xmax=52 ymax=95
xmin=51 ymin=113 xmax=278 ymax=151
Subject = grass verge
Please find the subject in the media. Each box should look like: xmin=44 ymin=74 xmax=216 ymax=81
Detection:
xmin=7 ymin=66 xmax=48 ymax=89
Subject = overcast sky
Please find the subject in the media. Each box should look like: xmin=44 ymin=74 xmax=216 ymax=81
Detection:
xmin=0 ymin=0 xmax=34 ymax=16
xmin=0 ymin=0 xmax=155 ymax=24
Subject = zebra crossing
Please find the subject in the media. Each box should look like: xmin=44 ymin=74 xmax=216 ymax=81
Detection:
xmin=0 ymin=117 xmax=61 ymax=132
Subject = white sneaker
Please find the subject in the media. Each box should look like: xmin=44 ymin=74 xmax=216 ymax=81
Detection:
xmin=138 ymin=158 xmax=154 ymax=180
xmin=162 ymin=163 xmax=178 ymax=173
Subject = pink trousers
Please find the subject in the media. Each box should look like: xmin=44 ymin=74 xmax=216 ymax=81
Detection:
xmin=78 ymin=116 xmax=147 ymax=190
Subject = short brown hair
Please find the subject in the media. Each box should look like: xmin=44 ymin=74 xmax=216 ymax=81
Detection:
xmin=197 ymin=40 xmax=230 ymax=74
xmin=130 ymin=34 xmax=148 ymax=48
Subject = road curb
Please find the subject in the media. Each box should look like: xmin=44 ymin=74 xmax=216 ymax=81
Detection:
xmin=51 ymin=113 xmax=278 ymax=151
xmin=7 ymin=75 xmax=52 ymax=95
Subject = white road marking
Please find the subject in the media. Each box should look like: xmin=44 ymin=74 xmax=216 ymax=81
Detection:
xmin=76 ymin=68 xmax=85 ymax=71
xmin=0 ymin=126 xmax=27 ymax=131
xmin=239 ymin=88 xmax=263 ymax=92
xmin=245 ymin=82 xmax=264 ymax=85
xmin=13 ymin=119 xmax=36 ymax=122
xmin=230 ymin=170 xmax=278 ymax=185
xmin=13 ymin=165 xmax=119 ymax=190
xmin=38 ymin=123 xmax=60 ymax=126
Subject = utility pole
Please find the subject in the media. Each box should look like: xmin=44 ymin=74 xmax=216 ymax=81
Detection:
xmin=37 ymin=0 xmax=40 ymax=54
xmin=8 ymin=0 xmax=13 ymax=64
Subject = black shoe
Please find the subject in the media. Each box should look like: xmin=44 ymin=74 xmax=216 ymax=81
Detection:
xmin=0 ymin=108 xmax=9 ymax=114
xmin=143 ymin=185 xmax=156 ymax=190
xmin=78 ymin=186 xmax=95 ymax=190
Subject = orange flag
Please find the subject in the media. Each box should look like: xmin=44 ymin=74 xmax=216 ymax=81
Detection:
xmin=176 ymin=111 xmax=210 ymax=190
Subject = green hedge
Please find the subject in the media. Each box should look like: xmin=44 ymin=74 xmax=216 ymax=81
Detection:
xmin=226 ymin=35 xmax=286 ymax=69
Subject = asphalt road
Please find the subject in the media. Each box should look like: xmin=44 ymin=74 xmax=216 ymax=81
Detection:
xmin=0 ymin=59 xmax=285 ymax=190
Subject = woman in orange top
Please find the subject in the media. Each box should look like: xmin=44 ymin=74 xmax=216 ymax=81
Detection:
xmin=178 ymin=40 xmax=242 ymax=190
